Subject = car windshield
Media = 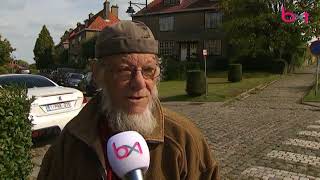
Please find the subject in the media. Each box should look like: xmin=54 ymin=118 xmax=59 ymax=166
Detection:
xmin=0 ymin=75 xmax=56 ymax=88
xmin=70 ymin=74 xmax=83 ymax=79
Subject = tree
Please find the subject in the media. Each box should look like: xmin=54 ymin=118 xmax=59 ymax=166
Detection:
xmin=0 ymin=34 xmax=15 ymax=66
xmin=16 ymin=60 xmax=29 ymax=68
xmin=33 ymin=25 xmax=55 ymax=69
xmin=80 ymin=37 xmax=97 ymax=69
xmin=221 ymin=0 xmax=320 ymax=70
xmin=53 ymin=47 xmax=69 ymax=68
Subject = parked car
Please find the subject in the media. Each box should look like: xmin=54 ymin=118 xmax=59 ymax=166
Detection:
xmin=65 ymin=73 xmax=84 ymax=88
xmin=79 ymin=72 xmax=98 ymax=96
xmin=55 ymin=68 xmax=77 ymax=86
xmin=0 ymin=74 xmax=85 ymax=138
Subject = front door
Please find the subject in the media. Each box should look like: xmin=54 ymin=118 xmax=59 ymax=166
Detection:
xmin=190 ymin=43 xmax=198 ymax=59
xmin=180 ymin=42 xmax=198 ymax=61
xmin=180 ymin=43 xmax=188 ymax=61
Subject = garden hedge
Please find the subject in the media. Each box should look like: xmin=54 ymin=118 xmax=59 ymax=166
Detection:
xmin=0 ymin=86 xmax=33 ymax=179
xmin=186 ymin=70 xmax=206 ymax=96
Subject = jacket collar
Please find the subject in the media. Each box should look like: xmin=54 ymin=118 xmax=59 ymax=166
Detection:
xmin=66 ymin=94 xmax=164 ymax=167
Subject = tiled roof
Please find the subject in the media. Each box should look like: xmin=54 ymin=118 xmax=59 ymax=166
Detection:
xmin=87 ymin=14 xmax=119 ymax=30
xmin=135 ymin=0 xmax=218 ymax=15
xmin=68 ymin=11 xmax=119 ymax=40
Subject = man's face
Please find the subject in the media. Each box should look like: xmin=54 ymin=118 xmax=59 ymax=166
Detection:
xmin=97 ymin=53 xmax=160 ymax=114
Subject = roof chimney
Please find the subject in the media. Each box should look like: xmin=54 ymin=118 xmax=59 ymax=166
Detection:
xmin=103 ymin=0 xmax=110 ymax=20
xmin=111 ymin=5 xmax=118 ymax=18
xmin=89 ymin=13 xmax=94 ymax=19
xmin=84 ymin=19 xmax=89 ymax=27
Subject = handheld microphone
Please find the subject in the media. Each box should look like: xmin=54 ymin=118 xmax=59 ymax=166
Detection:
xmin=107 ymin=131 xmax=150 ymax=180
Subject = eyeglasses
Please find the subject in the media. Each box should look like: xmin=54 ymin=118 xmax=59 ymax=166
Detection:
xmin=109 ymin=64 xmax=160 ymax=81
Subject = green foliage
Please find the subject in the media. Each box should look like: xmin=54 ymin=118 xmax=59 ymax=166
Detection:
xmin=221 ymin=0 xmax=320 ymax=69
xmin=160 ymin=56 xmax=205 ymax=81
xmin=0 ymin=35 xmax=15 ymax=66
xmin=160 ymin=56 xmax=185 ymax=80
xmin=54 ymin=47 xmax=69 ymax=68
xmin=0 ymin=66 xmax=9 ymax=74
xmin=74 ymin=37 xmax=97 ymax=69
xmin=271 ymin=59 xmax=288 ymax=74
xmin=228 ymin=64 xmax=242 ymax=82
xmin=15 ymin=60 xmax=29 ymax=68
xmin=186 ymin=70 xmax=206 ymax=96
xmin=81 ymin=37 xmax=96 ymax=60
xmin=33 ymin=25 xmax=55 ymax=69
xmin=0 ymin=86 xmax=33 ymax=179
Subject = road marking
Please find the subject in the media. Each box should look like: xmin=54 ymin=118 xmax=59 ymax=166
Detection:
xmin=241 ymin=166 xmax=320 ymax=179
xmin=308 ymin=125 xmax=320 ymax=129
xmin=283 ymin=138 xmax=320 ymax=150
xmin=267 ymin=150 xmax=320 ymax=166
xmin=298 ymin=131 xmax=320 ymax=137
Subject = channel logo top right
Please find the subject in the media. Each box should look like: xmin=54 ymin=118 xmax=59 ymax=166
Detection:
xmin=281 ymin=5 xmax=309 ymax=24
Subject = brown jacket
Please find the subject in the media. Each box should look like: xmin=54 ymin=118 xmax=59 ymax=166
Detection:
xmin=37 ymin=96 xmax=220 ymax=180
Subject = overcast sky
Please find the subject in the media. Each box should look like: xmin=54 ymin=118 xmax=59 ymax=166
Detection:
xmin=0 ymin=0 xmax=135 ymax=64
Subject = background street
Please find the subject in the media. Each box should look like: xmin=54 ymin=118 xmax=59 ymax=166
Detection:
xmin=31 ymin=66 xmax=320 ymax=179
xmin=164 ymin=66 xmax=320 ymax=179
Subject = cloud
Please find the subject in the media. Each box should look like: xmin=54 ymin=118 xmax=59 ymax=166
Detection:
xmin=0 ymin=0 xmax=27 ymax=11
xmin=0 ymin=0 xmax=134 ymax=64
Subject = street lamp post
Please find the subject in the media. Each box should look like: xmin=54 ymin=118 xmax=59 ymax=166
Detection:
xmin=126 ymin=0 xmax=148 ymax=16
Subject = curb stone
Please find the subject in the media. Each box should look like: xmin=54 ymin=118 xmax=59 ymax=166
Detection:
xmin=300 ymin=79 xmax=320 ymax=108
xmin=221 ymin=77 xmax=281 ymax=107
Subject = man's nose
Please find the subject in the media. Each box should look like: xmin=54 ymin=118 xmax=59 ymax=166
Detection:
xmin=129 ymin=70 xmax=146 ymax=90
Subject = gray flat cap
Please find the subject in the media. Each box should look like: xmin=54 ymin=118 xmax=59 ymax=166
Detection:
xmin=95 ymin=20 xmax=158 ymax=58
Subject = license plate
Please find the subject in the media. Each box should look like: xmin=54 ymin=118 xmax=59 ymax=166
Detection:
xmin=46 ymin=102 xmax=71 ymax=112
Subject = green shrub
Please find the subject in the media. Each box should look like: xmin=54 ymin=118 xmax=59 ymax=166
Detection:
xmin=0 ymin=66 xmax=9 ymax=74
xmin=185 ymin=61 xmax=200 ymax=71
xmin=228 ymin=64 xmax=242 ymax=82
xmin=160 ymin=56 xmax=186 ymax=80
xmin=0 ymin=86 xmax=33 ymax=179
xmin=186 ymin=70 xmax=206 ymax=96
xmin=271 ymin=59 xmax=288 ymax=74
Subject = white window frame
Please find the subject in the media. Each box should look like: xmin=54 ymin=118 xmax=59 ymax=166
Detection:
xmin=205 ymin=12 xmax=222 ymax=29
xmin=204 ymin=40 xmax=222 ymax=56
xmin=159 ymin=41 xmax=175 ymax=56
xmin=159 ymin=16 xmax=174 ymax=32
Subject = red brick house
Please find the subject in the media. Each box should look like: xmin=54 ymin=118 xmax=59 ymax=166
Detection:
xmin=58 ymin=0 xmax=120 ymax=65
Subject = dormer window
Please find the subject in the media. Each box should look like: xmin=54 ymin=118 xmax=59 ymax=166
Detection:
xmin=164 ymin=0 xmax=180 ymax=6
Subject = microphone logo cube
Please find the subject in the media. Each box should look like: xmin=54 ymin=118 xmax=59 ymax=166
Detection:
xmin=113 ymin=142 xmax=143 ymax=160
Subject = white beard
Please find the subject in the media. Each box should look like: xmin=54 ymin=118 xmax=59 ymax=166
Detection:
xmin=100 ymin=87 xmax=159 ymax=136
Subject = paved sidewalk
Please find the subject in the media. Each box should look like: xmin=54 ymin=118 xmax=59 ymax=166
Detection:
xmin=164 ymin=66 xmax=320 ymax=179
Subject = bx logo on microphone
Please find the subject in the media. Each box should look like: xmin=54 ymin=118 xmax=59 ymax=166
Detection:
xmin=112 ymin=142 xmax=143 ymax=160
xmin=281 ymin=5 xmax=309 ymax=24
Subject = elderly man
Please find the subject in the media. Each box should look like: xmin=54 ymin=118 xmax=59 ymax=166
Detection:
xmin=38 ymin=21 xmax=220 ymax=180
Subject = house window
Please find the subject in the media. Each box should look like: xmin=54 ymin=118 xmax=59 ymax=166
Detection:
xmin=159 ymin=41 xmax=175 ymax=56
xmin=164 ymin=0 xmax=180 ymax=6
xmin=204 ymin=40 xmax=221 ymax=55
xmin=78 ymin=36 xmax=82 ymax=42
xmin=159 ymin=16 xmax=174 ymax=32
xmin=205 ymin=12 xmax=222 ymax=29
